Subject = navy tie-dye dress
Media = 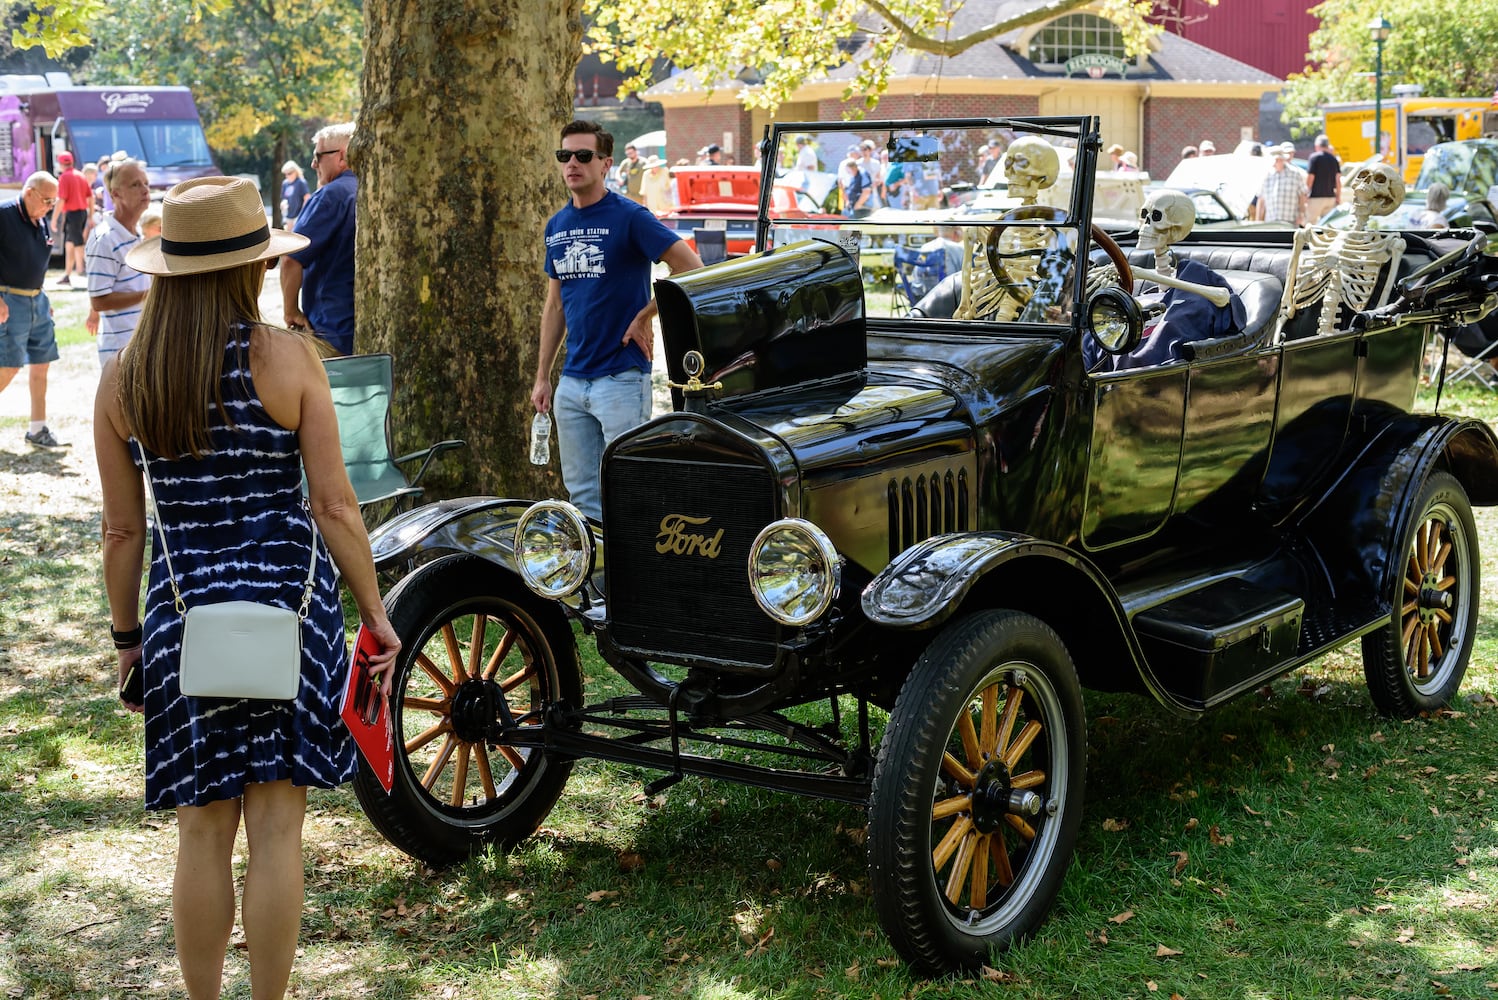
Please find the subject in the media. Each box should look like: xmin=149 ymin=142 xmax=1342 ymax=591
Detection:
xmin=134 ymin=324 xmax=357 ymax=810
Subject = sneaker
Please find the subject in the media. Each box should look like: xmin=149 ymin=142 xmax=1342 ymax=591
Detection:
xmin=53 ymin=277 xmax=72 ymax=287
xmin=24 ymin=426 xmax=64 ymax=448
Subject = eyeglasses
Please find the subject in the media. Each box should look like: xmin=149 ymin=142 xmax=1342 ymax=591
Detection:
xmin=311 ymin=147 xmax=344 ymax=163
xmin=554 ymin=149 xmax=597 ymax=163
xmin=38 ymin=195 xmax=58 ymax=206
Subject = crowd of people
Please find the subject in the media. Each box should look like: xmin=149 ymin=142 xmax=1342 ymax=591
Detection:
xmin=0 ymin=124 xmax=360 ymax=453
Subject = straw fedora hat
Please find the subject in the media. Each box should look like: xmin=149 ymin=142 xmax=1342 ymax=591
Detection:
xmin=127 ymin=176 xmax=307 ymax=276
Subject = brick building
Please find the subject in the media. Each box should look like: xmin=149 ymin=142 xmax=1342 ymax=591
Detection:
xmin=647 ymin=2 xmax=1281 ymax=178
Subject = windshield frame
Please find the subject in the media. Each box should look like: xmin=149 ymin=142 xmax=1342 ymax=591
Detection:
xmin=755 ymin=116 xmax=1102 ymax=334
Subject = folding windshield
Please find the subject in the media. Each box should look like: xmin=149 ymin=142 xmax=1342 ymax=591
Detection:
xmin=758 ymin=117 xmax=1096 ymax=330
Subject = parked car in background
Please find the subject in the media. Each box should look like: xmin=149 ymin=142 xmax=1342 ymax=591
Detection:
xmin=1318 ymin=139 xmax=1498 ymax=231
xmin=1158 ymin=152 xmax=1273 ymax=221
xmin=658 ymin=164 xmax=839 ymax=256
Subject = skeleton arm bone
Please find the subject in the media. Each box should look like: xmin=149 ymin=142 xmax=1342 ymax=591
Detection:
xmin=1130 ymin=266 xmax=1231 ymax=308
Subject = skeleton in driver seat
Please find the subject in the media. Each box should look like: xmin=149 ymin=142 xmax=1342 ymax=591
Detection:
xmin=1278 ymin=162 xmax=1407 ymax=339
xmin=1104 ymin=188 xmax=1245 ymax=372
xmin=955 ymin=137 xmax=1062 ymax=322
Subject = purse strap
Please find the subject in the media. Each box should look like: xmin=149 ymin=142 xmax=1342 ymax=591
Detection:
xmin=138 ymin=446 xmax=321 ymax=621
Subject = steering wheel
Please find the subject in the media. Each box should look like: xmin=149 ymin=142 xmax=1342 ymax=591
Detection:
xmin=1090 ymin=224 xmax=1133 ymax=295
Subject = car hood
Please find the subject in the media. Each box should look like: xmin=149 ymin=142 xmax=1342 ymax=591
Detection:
xmin=714 ymin=334 xmax=1063 ymax=473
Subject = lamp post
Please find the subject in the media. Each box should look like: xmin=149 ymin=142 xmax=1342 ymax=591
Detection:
xmin=1369 ymin=15 xmax=1392 ymax=162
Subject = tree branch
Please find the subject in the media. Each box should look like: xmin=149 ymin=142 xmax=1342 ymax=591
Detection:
xmin=860 ymin=0 xmax=1097 ymax=57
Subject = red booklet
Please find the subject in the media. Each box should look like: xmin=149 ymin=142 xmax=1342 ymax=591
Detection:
xmin=340 ymin=625 xmax=395 ymax=792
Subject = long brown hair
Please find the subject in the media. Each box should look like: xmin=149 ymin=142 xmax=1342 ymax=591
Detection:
xmin=116 ymin=261 xmax=265 ymax=459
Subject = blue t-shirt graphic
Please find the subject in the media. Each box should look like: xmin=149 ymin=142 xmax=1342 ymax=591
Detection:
xmin=543 ymin=191 xmax=680 ymax=379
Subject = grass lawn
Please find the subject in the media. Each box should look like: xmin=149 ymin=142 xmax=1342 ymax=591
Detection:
xmin=2 ymin=329 xmax=1498 ymax=998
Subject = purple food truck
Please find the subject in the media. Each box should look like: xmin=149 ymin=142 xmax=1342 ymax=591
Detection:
xmin=0 ymin=74 xmax=220 ymax=193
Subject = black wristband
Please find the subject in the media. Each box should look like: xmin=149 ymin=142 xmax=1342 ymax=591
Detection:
xmin=111 ymin=623 xmax=144 ymax=650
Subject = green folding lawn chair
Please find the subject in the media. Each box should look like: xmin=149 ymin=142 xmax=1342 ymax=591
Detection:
xmin=312 ymin=353 xmax=465 ymax=520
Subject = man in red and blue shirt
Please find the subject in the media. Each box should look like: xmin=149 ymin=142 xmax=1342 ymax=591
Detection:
xmin=51 ymin=152 xmax=92 ymax=288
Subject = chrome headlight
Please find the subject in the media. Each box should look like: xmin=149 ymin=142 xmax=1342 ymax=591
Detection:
xmin=515 ymin=500 xmax=594 ymax=598
xmin=748 ymin=518 xmax=840 ymax=626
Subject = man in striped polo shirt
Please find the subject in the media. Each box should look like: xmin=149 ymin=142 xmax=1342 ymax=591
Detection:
xmin=86 ymin=159 xmax=152 ymax=367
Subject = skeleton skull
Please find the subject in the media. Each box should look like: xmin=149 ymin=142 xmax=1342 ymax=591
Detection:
xmin=1003 ymin=137 xmax=1060 ymax=201
xmin=1349 ymin=162 xmax=1406 ymax=218
xmin=1136 ymin=189 xmax=1195 ymax=253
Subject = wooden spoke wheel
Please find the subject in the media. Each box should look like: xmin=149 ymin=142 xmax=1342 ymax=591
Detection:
xmin=868 ymin=611 xmax=1085 ymax=974
xmin=1363 ymin=472 xmax=1478 ymax=717
xmin=353 ymin=554 xmax=581 ymax=865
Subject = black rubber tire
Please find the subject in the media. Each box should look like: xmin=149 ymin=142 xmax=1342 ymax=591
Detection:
xmin=1361 ymin=471 xmax=1478 ymax=717
xmin=352 ymin=553 xmax=581 ymax=865
xmin=867 ymin=610 xmax=1085 ymax=974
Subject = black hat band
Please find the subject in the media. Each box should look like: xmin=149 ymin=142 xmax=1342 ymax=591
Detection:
xmin=160 ymin=224 xmax=270 ymax=257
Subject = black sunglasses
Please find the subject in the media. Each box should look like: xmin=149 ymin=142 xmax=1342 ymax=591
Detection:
xmin=312 ymin=147 xmax=343 ymax=162
xmin=554 ymin=149 xmax=597 ymax=163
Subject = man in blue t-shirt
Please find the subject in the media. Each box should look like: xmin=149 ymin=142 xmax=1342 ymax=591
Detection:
xmin=532 ymin=120 xmax=702 ymax=520
xmin=282 ymin=122 xmax=356 ymax=355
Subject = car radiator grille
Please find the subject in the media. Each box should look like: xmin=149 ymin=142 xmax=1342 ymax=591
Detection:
xmin=888 ymin=469 xmax=971 ymax=560
xmin=605 ymin=455 xmax=780 ymax=666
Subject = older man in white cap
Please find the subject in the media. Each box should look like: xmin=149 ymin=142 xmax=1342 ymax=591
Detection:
xmin=1198 ymin=139 xmax=1216 ymax=156
xmin=1254 ymin=142 xmax=1308 ymax=225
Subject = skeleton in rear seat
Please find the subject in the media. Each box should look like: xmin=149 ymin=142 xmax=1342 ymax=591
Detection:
xmin=956 ymin=137 xmax=1062 ymax=321
xmin=1278 ymin=162 xmax=1406 ymax=339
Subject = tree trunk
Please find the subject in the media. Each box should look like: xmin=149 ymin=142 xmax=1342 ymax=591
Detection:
xmin=356 ymin=0 xmax=581 ymax=498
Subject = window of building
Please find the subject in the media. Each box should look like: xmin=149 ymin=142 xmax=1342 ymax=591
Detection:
xmin=1028 ymin=14 xmax=1127 ymax=66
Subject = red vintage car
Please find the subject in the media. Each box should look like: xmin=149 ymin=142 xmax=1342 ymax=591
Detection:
xmin=660 ymin=164 xmax=839 ymax=256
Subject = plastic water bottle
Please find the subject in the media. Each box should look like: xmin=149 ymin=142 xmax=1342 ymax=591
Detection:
xmin=529 ymin=412 xmax=551 ymax=465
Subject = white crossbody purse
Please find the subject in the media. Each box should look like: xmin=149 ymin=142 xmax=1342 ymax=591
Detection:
xmin=140 ymin=448 xmax=318 ymax=701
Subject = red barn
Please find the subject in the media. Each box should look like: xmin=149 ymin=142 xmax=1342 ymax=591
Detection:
xmin=1157 ymin=0 xmax=1320 ymax=81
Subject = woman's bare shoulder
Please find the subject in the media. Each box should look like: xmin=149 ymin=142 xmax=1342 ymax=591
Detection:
xmin=249 ymin=324 xmax=323 ymax=429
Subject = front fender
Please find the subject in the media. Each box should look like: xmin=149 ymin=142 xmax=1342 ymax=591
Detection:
xmin=861 ymin=532 xmax=1092 ymax=629
xmin=862 ymin=531 xmax=1194 ymax=716
xmin=369 ymin=496 xmax=535 ymax=570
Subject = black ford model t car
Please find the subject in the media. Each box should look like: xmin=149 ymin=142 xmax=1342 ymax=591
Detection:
xmin=356 ymin=116 xmax=1498 ymax=973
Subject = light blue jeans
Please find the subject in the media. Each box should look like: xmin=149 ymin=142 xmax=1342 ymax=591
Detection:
xmin=555 ymin=369 xmax=652 ymax=520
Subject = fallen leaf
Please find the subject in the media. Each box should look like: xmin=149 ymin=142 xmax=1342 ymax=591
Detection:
xmin=1147 ymin=981 xmax=1159 ymax=992
xmin=765 ymin=858 xmax=783 ymax=872
xmin=844 ymin=960 xmax=860 ymax=981
xmin=1110 ymin=909 xmax=1135 ymax=924
xmin=980 ymin=965 xmax=1007 ymax=981
xmin=1169 ymin=850 xmax=1188 ymax=874
xmin=744 ymin=927 xmax=774 ymax=958
xmin=1209 ymin=825 xmax=1234 ymax=846
xmin=1156 ymin=944 xmax=1183 ymax=958
xmin=1102 ymin=817 xmax=1130 ymax=832
xmin=1243 ymin=804 xmax=1262 ymax=815
xmin=1184 ymin=817 xmax=1199 ymax=831
xmin=618 ymin=851 xmax=645 ymax=872
xmin=585 ymin=890 xmax=618 ymax=902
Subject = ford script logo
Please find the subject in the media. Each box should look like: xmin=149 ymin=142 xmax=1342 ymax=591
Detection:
xmin=102 ymin=92 xmax=154 ymax=114
xmin=655 ymin=514 xmax=724 ymax=559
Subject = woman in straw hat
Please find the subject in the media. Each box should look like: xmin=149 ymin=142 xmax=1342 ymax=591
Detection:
xmin=95 ymin=176 xmax=400 ymax=1000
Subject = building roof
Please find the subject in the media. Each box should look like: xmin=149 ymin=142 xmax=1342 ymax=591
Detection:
xmin=645 ymin=1 xmax=1279 ymax=100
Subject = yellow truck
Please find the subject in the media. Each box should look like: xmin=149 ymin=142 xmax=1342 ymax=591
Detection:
xmin=1321 ymin=96 xmax=1491 ymax=185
